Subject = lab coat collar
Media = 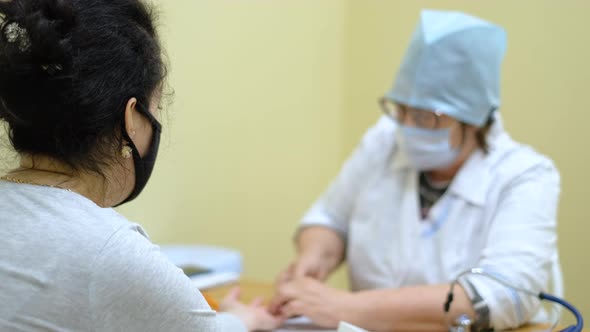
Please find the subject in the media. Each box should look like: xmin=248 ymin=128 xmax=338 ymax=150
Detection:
xmin=447 ymin=149 xmax=490 ymax=206
xmin=449 ymin=115 xmax=507 ymax=206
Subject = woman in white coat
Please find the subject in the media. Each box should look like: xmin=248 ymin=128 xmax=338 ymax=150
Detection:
xmin=270 ymin=10 xmax=561 ymax=332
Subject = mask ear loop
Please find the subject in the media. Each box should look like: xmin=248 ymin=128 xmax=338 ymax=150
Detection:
xmin=137 ymin=103 xmax=161 ymax=129
xmin=119 ymin=102 xmax=161 ymax=156
xmin=114 ymin=101 xmax=162 ymax=207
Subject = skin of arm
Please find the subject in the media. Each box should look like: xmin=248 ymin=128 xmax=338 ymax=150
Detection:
xmin=274 ymin=278 xmax=475 ymax=332
xmin=347 ymin=284 xmax=475 ymax=332
xmin=294 ymin=226 xmax=346 ymax=277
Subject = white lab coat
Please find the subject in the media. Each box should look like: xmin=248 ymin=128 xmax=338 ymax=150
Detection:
xmin=300 ymin=115 xmax=561 ymax=330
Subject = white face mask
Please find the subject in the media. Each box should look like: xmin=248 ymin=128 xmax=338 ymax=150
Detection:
xmin=397 ymin=125 xmax=460 ymax=171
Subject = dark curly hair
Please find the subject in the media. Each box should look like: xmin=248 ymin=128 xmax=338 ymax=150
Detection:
xmin=0 ymin=0 xmax=166 ymax=175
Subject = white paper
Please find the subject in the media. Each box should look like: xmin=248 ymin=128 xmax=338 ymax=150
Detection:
xmin=337 ymin=322 xmax=369 ymax=332
xmin=274 ymin=317 xmax=337 ymax=332
xmin=190 ymin=271 xmax=240 ymax=290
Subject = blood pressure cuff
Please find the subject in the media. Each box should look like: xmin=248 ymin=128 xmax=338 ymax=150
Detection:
xmin=462 ymin=278 xmax=492 ymax=331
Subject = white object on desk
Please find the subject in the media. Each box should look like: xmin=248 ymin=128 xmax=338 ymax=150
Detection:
xmin=160 ymin=245 xmax=243 ymax=290
xmin=160 ymin=245 xmax=243 ymax=273
xmin=337 ymin=322 xmax=369 ymax=332
xmin=274 ymin=317 xmax=336 ymax=332
xmin=189 ymin=271 xmax=240 ymax=290
xmin=273 ymin=318 xmax=370 ymax=332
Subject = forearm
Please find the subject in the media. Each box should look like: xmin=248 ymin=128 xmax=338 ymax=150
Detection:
xmin=345 ymin=284 xmax=475 ymax=332
xmin=296 ymin=226 xmax=345 ymax=273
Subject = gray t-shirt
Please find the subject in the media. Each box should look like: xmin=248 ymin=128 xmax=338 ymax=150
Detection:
xmin=0 ymin=181 xmax=247 ymax=332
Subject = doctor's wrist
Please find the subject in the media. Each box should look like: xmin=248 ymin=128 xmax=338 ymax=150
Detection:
xmin=334 ymin=291 xmax=363 ymax=327
xmin=291 ymin=252 xmax=333 ymax=281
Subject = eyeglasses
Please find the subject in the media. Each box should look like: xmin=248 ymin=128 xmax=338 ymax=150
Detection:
xmin=379 ymin=97 xmax=445 ymax=129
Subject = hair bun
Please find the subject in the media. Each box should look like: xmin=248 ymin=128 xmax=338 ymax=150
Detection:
xmin=1 ymin=0 xmax=76 ymax=71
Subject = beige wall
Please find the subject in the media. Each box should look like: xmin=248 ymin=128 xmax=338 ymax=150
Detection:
xmin=118 ymin=0 xmax=348 ymax=284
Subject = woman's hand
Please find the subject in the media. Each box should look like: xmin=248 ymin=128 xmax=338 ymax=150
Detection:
xmin=275 ymin=227 xmax=345 ymax=289
xmin=220 ymin=287 xmax=283 ymax=331
xmin=269 ymin=277 xmax=356 ymax=328
xmin=275 ymin=253 xmax=331 ymax=289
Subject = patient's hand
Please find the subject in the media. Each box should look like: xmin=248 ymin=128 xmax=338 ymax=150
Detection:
xmin=220 ymin=287 xmax=284 ymax=331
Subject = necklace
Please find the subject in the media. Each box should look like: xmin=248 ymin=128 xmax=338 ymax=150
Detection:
xmin=0 ymin=175 xmax=73 ymax=192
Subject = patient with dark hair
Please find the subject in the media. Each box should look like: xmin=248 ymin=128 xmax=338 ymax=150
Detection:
xmin=0 ymin=0 xmax=280 ymax=330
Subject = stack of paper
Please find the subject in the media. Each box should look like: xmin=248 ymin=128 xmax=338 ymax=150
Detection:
xmin=189 ymin=271 xmax=241 ymax=290
xmin=273 ymin=318 xmax=370 ymax=332
xmin=274 ymin=317 xmax=336 ymax=332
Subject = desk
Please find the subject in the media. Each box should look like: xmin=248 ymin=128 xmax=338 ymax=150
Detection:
xmin=205 ymin=280 xmax=584 ymax=332
xmin=205 ymin=279 xmax=274 ymax=304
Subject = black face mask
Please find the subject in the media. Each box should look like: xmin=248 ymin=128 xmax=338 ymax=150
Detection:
xmin=116 ymin=106 xmax=162 ymax=206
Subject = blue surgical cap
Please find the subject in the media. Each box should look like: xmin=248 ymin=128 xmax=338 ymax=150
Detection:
xmin=386 ymin=10 xmax=507 ymax=127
